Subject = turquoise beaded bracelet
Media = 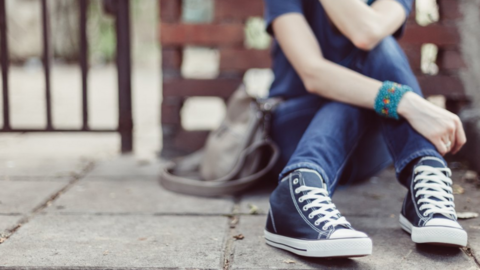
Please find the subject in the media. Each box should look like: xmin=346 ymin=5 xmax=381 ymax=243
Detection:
xmin=374 ymin=81 xmax=412 ymax=120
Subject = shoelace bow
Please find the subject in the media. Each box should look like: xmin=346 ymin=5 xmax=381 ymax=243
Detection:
xmin=295 ymin=186 xmax=350 ymax=230
xmin=413 ymin=165 xmax=456 ymax=219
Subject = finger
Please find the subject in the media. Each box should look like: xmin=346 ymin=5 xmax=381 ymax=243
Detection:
xmin=452 ymin=120 xmax=467 ymax=154
xmin=435 ymin=139 xmax=448 ymax=156
xmin=452 ymin=120 xmax=466 ymax=154
xmin=442 ymin=135 xmax=453 ymax=153
xmin=444 ymin=121 xmax=457 ymax=154
xmin=448 ymin=130 xmax=456 ymax=154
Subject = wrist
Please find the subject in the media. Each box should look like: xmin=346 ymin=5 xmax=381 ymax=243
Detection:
xmin=397 ymin=92 xmax=419 ymax=119
xmin=374 ymin=81 xmax=412 ymax=120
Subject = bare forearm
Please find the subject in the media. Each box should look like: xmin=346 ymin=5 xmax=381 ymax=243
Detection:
xmin=319 ymin=0 xmax=406 ymax=50
xmin=305 ymin=61 xmax=428 ymax=122
xmin=273 ymin=14 xmax=382 ymax=109
xmin=304 ymin=59 xmax=466 ymax=156
xmin=303 ymin=60 xmax=381 ymax=109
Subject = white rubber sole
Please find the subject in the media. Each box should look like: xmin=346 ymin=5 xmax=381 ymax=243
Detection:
xmin=399 ymin=214 xmax=468 ymax=247
xmin=264 ymin=230 xmax=372 ymax=258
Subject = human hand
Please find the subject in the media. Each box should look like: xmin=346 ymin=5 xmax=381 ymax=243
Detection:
xmin=398 ymin=92 xmax=466 ymax=155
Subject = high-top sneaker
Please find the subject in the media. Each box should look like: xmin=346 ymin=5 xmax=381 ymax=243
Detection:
xmin=400 ymin=157 xmax=468 ymax=247
xmin=265 ymin=169 xmax=372 ymax=257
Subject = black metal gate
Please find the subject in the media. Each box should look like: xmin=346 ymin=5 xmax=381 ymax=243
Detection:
xmin=0 ymin=0 xmax=133 ymax=153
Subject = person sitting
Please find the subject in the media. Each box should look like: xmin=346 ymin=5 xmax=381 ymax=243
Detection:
xmin=263 ymin=0 xmax=468 ymax=258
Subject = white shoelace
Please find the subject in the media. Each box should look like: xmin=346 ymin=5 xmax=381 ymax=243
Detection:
xmin=295 ymin=186 xmax=350 ymax=230
xmin=413 ymin=165 xmax=456 ymax=219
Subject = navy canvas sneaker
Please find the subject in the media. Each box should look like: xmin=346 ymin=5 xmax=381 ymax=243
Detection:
xmin=265 ymin=169 xmax=372 ymax=257
xmin=400 ymin=157 xmax=468 ymax=247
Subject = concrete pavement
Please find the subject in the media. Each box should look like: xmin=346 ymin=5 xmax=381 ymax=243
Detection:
xmin=0 ymin=154 xmax=479 ymax=269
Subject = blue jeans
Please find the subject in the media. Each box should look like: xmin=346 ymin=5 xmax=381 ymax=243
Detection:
xmin=271 ymin=37 xmax=444 ymax=194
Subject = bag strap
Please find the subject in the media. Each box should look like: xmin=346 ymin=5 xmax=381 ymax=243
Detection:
xmin=257 ymin=97 xmax=282 ymax=139
xmin=160 ymin=139 xmax=280 ymax=197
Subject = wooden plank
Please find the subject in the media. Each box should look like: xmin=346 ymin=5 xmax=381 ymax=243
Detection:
xmin=161 ymin=97 xmax=184 ymax=125
xmin=161 ymin=105 xmax=181 ymax=124
xmin=401 ymin=45 xmax=465 ymax=71
xmin=401 ymin=44 xmax=421 ymax=70
xmin=406 ymin=1 xmax=417 ymax=24
xmin=438 ymin=0 xmax=462 ymax=20
xmin=220 ymin=48 xmax=271 ymax=71
xmin=439 ymin=50 xmax=466 ymax=70
xmin=160 ymin=23 xmax=244 ymax=46
xmin=406 ymin=0 xmax=461 ymax=23
xmin=159 ymin=0 xmax=181 ymax=22
xmin=417 ymin=75 xmax=464 ymax=97
xmin=401 ymin=24 xmax=460 ymax=46
xmin=163 ymin=78 xmax=242 ymax=98
xmin=214 ymin=0 xmax=264 ymax=21
xmin=162 ymin=47 xmax=183 ymax=69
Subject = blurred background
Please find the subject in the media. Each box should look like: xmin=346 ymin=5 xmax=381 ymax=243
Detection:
xmin=1 ymin=0 xmax=480 ymax=170
xmin=0 ymin=0 xmax=160 ymax=163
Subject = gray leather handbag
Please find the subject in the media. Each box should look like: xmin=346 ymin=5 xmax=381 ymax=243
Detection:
xmin=160 ymin=85 xmax=281 ymax=197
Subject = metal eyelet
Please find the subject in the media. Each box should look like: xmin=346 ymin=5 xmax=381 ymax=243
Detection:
xmin=423 ymin=212 xmax=428 ymax=216
xmin=308 ymin=214 xmax=313 ymax=219
xmin=322 ymin=226 xmax=327 ymax=230
xmin=298 ymin=198 xmax=304 ymax=203
xmin=294 ymin=189 xmax=300 ymax=194
xmin=293 ymin=178 xmax=299 ymax=184
xmin=314 ymin=221 xmax=320 ymax=226
xmin=303 ymin=206 xmax=308 ymax=211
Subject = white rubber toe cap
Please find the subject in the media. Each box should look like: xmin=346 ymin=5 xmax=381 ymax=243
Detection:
xmin=330 ymin=229 xmax=368 ymax=239
xmin=425 ymin=218 xmax=463 ymax=229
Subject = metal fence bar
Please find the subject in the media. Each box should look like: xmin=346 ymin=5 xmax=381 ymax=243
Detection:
xmin=79 ymin=0 xmax=89 ymax=131
xmin=0 ymin=0 xmax=9 ymax=130
xmin=0 ymin=0 xmax=133 ymax=154
xmin=41 ymin=0 xmax=53 ymax=130
xmin=115 ymin=0 xmax=133 ymax=153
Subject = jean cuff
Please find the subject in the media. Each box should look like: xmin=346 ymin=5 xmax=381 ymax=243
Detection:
xmin=395 ymin=149 xmax=444 ymax=177
xmin=279 ymin=162 xmax=331 ymax=192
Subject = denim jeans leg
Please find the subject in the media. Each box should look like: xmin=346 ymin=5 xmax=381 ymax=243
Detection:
xmin=338 ymin=113 xmax=393 ymax=186
xmin=280 ymin=102 xmax=375 ymax=194
xmin=270 ymin=94 xmax=326 ymax=177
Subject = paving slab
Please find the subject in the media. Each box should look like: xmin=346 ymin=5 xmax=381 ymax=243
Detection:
xmin=238 ymin=185 xmax=274 ymax=215
xmin=0 ymin=133 xmax=118 ymax=160
xmin=452 ymin=170 xmax=480 ymax=266
xmin=238 ymin=169 xmax=405 ymax=217
xmin=231 ymin=216 xmax=478 ymax=270
xmin=45 ymin=177 xmax=234 ymax=215
xmin=0 ymin=215 xmax=22 ymax=234
xmin=0 ymin=157 xmax=88 ymax=180
xmin=350 ymin=217 xmax=478 ymax=270
xmin=0 ymin=215 xmax=227 ymax=269
xmin=461 ymin=218 xmax=480 ymax=266
xmin=333 ymin=177 xmax=407 ymax=218
xmin=87 ymin=156 xmax=164 ymax=177
xmin=0 ymin=181 xmax=66 ymax=214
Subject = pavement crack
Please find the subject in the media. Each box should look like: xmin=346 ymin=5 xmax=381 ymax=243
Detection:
xmin=222 ymin=196 xmax=241 ymax=270
xmin=462 ymin=246 xmax=480 ymax=267
xmin=0 ymin=160 xmax=95 ymax=245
